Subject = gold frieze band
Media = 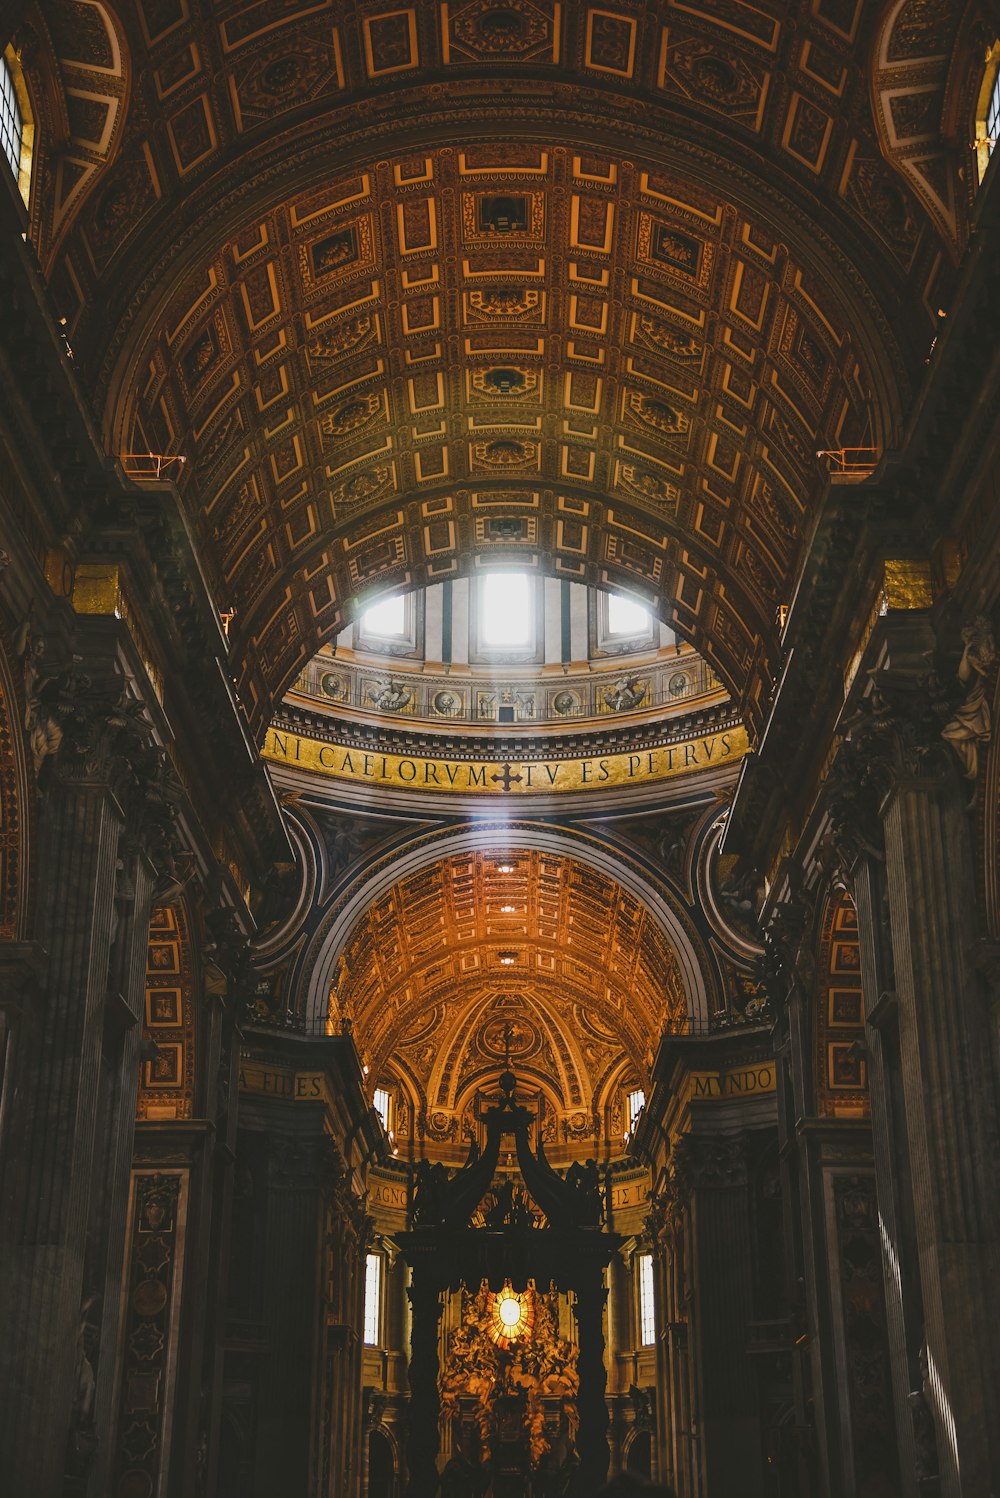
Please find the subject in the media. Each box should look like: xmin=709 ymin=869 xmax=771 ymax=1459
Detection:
xmin=262 ymin=722 xmax=749 ymax=793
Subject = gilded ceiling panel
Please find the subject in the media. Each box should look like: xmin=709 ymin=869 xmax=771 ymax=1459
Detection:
xmin=17 ymin=0 xmax=987 ymax=735
xmin=333 ymin=850 xmax=686 ymax=1105
xmin=114 ymin=142 xmax=879 ymax=730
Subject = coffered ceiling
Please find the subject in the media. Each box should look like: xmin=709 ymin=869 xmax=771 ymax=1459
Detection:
xmin=334 ymin=849 xmax=687 ymax=1108
xmin=21 ymin=0 xmax=985 ymax=736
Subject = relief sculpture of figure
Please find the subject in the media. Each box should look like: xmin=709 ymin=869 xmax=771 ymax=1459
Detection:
xmin=942 ymin=614 xmax=997 ymax=784
xmin=370 ymin=677 xmax=412 ymax=712
xmin=15 ymin=609 xmax=65 ymax=772
xmin=604 ymin=675 xmax=647 ymax=713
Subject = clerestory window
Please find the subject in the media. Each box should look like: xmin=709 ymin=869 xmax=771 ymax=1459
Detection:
xmin=373 ymin=1086 xmax=391 ymax=1133
xmin=607 ymin=592 xmax=650 ymax=636
xmin=363 ymin=1252 xmax=382 ymax=1345
xmin=988 ymin=64 xmax=1000 ymax=158
xmin=975 ymin=43 xmax=1000 ymax=185
xmin=637 ymin=1253 xmax=656 ymax=1347
xmin=0 ymin=54 xmax=22 ymax=183
xmin=480 ymin=572 xmax=531 ymax=647
xmin=362 ymin=594 xmax=406 ymax=638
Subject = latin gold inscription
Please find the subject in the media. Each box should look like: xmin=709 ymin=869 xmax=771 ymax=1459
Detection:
xmin=262 ymin=724 xmax=749 ymax=794
xmin=239 ymin=1064 xmax=324 ymax=1100
xmin=690 ymin=1064 xmax=776 ymax=1101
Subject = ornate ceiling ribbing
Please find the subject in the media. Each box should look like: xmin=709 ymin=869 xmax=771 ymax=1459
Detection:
xmin=333 ymin=849 xmax=686 ymax=1103
xmin=25 ymin=0 xmax=984 ymax=736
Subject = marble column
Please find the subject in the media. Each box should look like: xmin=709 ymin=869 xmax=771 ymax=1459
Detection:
xmin=0 ymin=699 xmax=162 ymax=1497
xmin=254 ymin=1126 xmax=325 ymax=1497
xmin=880 ymin=768 xmax=1000 ymax=1493
xmin=404 ymin=1274 xmax=444 ymax=1498
xmin=678 ymin=1132 xmax=763 ymax=1498
xmin=0 ymin=940 xmax=45 ymax=1150
xmin=850 ymin=856 xmax=927 ymax=1496
xmin=573 ymin=1269 xmax=612 ymax=1489
xmin=832 ymin=623 xmax=1000 ymax=1495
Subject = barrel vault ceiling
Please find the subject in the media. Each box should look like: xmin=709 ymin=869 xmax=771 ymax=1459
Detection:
xmin=24 ymin=0 xmax=987 ymax=736
xmin=332 ymin=849 xmax=687 ymax=1113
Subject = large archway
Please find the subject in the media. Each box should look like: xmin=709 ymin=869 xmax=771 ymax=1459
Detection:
xmin=291 ymin=819 xmax=720 ymax=1033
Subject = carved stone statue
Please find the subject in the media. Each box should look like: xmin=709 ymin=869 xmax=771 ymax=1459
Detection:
xmin=14 ymin=610 xmax=74 ymax=772
xmin=412 ymin=1158 xmax=450 ymax=1225
xmin=564 ymin=1159 xmax=603 ymax=1227
xmin=942 ymin=614 xmax=996 ymax=783
xmin=65 ymin=1293 xmax=100 ymax=1487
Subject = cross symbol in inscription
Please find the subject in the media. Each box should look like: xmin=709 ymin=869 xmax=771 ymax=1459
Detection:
xmin=491 ymin=762 xmax=523 ymax=792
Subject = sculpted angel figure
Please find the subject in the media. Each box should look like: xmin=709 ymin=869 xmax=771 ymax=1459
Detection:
xmin=942 ymin=615 xmax=997 ymax=782
xmin=604 ymin=675 xmax=647 ymax=713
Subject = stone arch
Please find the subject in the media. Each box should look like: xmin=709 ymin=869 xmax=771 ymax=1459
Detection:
xmin=13 ymin=0 xmax=133 ymax=263
xmin=297 ymin=821 xmax=719 ymax=1038
xmin=870 ymin=0 xmax=992 ymax=257
xmin=624 ymin=1427 xmax=652 ymax=1477
xmin=368 ymin=1425 xmax=396 ymax=1498
xmin=91 ymin=114 xmax=910 ymax=741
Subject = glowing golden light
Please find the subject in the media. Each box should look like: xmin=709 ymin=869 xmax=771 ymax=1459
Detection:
xmin=498 ymin=1295 xmax=521 ymax=1329
xmin=488 ymin=1283 xmax=532 ymax=1343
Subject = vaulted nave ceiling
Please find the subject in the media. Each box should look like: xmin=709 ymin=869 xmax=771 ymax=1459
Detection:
xmin=332 ymin=850 xmax=687 ymax=1108
xmin=25 ymin=0 xmax=987 ymax=737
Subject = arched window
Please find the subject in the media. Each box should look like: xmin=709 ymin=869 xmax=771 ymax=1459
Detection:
xmin=0 ymin=55 xmax=22 ymax=179
xmin=975 ymin=41 xmax=1000 ymax=186
xmin=0 ymin=49 xmax=32 ymax=207
xmin=373 ymin=1085 xmax=392 ymax=1134
xmin=987 ymin=65 xmax=1000 ymax=157
xmin=636 ymin=1252 xmax=656 ymax=1346
xmin=363 ymin=1251 xmax=383 ymax=1346
xmin=625 ymin=1086 xmax=645 ymax=1139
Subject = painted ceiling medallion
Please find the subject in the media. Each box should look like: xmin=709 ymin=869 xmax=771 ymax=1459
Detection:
xmin=480 ymin=1016 xmax=538 ymax=1061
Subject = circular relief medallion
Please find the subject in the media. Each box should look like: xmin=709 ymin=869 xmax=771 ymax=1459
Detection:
xmin=480 ymin=1016 xmax=538 ymax=1061
xmin=400 ymin=1007 xmax=441 ymax=1045
xmin=433 ymin=689 xmax=462 ymax=717
xmin=320 ymin=671 xmax=346 ymax=700
xmin=132 ymin=1278 xmax=168 ymax=1317
xmin=668 ymin=671 xmax=690 ymax=697
xmin=552 ymin=689 xmax=579 ymax=715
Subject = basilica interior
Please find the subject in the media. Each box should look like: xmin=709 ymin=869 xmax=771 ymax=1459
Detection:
xmin=1 ymin=3 xmax=1000 ymax=1496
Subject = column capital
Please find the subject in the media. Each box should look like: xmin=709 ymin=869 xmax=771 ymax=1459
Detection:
xmin=672 ymin=1131 xmax=749 ymax=1192
xmin=203 ymin=907 xmax=255 ymax=1016
xmin=824 ymin=659 xmax=957 ymax=878
xmin=405 ymin=1279 xmax=445 ymax=1316
xmin=644 ymin=1174 xmax=689 ymax=1259
xmin=16 ymin=611 xmax=183 ymax=876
